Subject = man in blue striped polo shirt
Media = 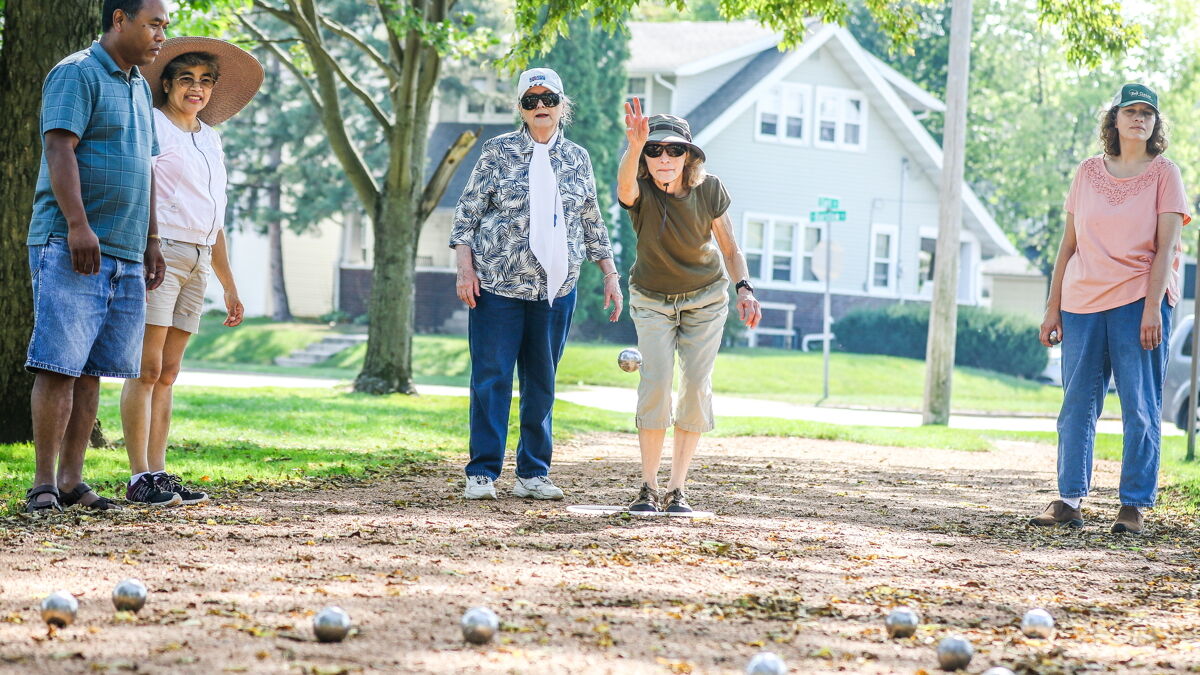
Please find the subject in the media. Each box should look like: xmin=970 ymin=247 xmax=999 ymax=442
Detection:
xmin=23 ymin=0 xmax=171 ymax=513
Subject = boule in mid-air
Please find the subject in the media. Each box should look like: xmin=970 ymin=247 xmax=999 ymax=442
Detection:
xmin=617 ymin=348 xmax=643 ymax=373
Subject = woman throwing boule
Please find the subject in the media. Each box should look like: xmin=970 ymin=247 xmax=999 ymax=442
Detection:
xmin=616 ymin=97 xmax=762 ymax=514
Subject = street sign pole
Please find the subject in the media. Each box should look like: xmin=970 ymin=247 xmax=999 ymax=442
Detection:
xmin=810 ymin=199 xmax=845 ymax=405
xmin=1189 ymin=225 xmax=1200 ymax=461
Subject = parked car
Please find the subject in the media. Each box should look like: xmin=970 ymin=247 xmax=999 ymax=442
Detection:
xmin=1038 ymin=344 xmax=1115 ymax=392
xmin=1165 ymin=313 xmax=1199 ymax=430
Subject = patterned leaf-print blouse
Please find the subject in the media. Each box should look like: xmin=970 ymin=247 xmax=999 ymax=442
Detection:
xmin=1062 ymin=154 xmax=1192 ymax=313
xmin=450 ymin=126 xmax=614 ymax=301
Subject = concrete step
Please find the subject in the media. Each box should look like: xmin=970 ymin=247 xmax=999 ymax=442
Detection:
xmin=273 ymin=332 xmax=368 ymax=367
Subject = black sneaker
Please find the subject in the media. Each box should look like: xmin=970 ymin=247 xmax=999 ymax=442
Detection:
xmin=126 ymin=474 xmax=182 ymax=507
xmin=629 ymin=483 xmax=660 ymax=512
xmin=157 ymin=473 xmax=209 ymax=505
xmin=663 ymin=488 xmax=693 ymax=514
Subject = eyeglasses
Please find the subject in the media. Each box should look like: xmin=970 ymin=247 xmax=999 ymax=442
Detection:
xmin=520 ymin=92 xmax=561 ymax=110
xmin=174 ymin=75 xmax=217 ymax=90
xmin=643 ymin=143 xmax=688 ymax=158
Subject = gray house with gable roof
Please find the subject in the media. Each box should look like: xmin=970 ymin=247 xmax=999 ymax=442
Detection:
xmin=335 ymin=20 xmax=1017 ymax=346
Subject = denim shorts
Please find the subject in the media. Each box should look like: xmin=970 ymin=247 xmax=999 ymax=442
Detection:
xmin=25 ymin=238 xmax=146 ymax=378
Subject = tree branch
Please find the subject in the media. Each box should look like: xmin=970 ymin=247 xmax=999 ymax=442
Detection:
xmin=319 ymin=14 xmax=399 ymax=82
xmin=420 ymin=129 xmax=478 ymax=223
xmin=321 ymin=43 xmax=395 ymax=133
xmin=237 ymin=13 xmax=323 ymax=113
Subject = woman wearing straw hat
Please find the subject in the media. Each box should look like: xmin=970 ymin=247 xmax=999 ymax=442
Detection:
xmin=1030 ymin=83 xmax=1191 ymax=534
xmin=119 ymin=37 xmax=263 ymax=507
xmin=617 ymin=98 xmax=762 ymax=513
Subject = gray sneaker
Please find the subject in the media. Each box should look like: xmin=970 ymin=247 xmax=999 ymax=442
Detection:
xmin=464 ymin=475 xmax=497 ymax=500
xmin=513 ymin=475 xmax=564 ymax=500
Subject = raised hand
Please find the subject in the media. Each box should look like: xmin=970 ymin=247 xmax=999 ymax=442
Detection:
xmin=624 ymin=97 xmax=650 ymax=148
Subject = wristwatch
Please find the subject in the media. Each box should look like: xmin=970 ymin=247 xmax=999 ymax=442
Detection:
xmin=735 ymin=279 xmax=754 ymax=294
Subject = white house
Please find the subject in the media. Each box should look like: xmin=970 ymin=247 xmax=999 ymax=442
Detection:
xmin=228 ymin=20 xmax=1020 ymax=348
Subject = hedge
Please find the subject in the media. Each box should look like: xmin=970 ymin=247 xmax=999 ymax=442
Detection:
xmin=834 ymin=304 xmax=1048 ymax=379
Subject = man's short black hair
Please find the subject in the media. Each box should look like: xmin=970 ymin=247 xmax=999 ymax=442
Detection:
xmin=103 ymin=0 xmax=146 ymax=32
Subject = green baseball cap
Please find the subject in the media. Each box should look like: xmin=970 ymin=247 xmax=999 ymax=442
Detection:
xmin=1112 ymin=83 xmax=1158 ymax=112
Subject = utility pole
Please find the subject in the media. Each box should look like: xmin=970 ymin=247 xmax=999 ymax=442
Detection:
xmin=922 ymin=0 xmax=972 ymax=425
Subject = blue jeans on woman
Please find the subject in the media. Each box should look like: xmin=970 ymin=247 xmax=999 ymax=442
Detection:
xmin=466 ymin=288 xmax=576 ymax=480
xmin=1058 ymin=297 xmax=1170 ymax=508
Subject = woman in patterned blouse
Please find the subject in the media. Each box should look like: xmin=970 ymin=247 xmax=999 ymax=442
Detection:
xmin=1031 ymin=83 xmax=1191 ymax=535
xmin=449 ymin=68 xmax=622 ymax=502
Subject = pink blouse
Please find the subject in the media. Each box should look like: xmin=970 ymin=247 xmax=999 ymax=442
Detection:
xmin=1062 ymin=154 xmax=1192 ymax=313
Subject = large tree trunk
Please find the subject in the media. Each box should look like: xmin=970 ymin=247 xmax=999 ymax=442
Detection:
xmin=0 ymin=0 xmax=101 ymax=443
xmin=266 ymin=145 xmax=292 ymax=321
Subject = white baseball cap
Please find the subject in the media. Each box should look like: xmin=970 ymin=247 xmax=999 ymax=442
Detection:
xmin=517 ymin=68 xmax=564 ymax=96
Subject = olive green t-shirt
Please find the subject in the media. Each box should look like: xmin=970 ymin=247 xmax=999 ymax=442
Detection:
xmin=621 ymin=174 xmax=731 ymax=294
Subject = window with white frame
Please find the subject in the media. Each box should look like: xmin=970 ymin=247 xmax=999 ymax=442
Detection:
xmin=626 ymin=75 xmax=652 ymax=113
xmin=756 ymin=83 xmax=812 ymax=144
xmin=869 ymin=224 xmax=898 ymax=292
xmin=918 ymin=235 xmax=937 ymax=294
xmin=460 ymin=77 xmax=510 ymax=122
xmin=815 ymin=86 xmax=868 ymax=150
xmin=744 ymin=215 xmax=803 ymax=285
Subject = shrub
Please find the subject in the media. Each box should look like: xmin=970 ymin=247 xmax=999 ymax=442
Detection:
xmin=835 ymin=304 xmax=1048 ymax=379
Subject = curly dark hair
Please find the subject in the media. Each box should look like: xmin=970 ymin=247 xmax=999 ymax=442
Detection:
xmin=1100 ymin=105 xmax=1168 ymax=156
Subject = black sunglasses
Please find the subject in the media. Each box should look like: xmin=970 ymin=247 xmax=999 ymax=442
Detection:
xmin=643 ymin=143 xmax=688 ymax=158
xmin=520 ymin=92 xmax=561 ymax=110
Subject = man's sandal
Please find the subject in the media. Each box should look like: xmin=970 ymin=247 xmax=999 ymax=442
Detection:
xmin=60 ymin=483 xmax=122 ymax=511
xmin=25 ymin=485 xmax=62 ymax=513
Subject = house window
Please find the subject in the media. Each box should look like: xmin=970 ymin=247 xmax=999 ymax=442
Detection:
xmin=627 ymin=75 xmax=651 ymax=113
xmin=744 ymin=214 xmax=803 ymax=285
xmin=467 ymin=77 xmax=487 ymax=114
xmin=756 ymin=83 xmax=811 ymax=144
xmin=744 ymin=219 xmax=766 ymax=279
xmin=815 ymin=86 xmax=868 ymax=150
xmin=919 ymin=236 xmax=937 ymax=293
xmin=869 ymin=224 xmax=898 ymax=292
xmin=802 ymin=224 xmax=823 ymax=282
xmin=460 ymin=76 xmax=511 ymax=122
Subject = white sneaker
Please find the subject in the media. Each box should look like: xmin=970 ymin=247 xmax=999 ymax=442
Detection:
xmin=513 ymin=475 xmax=564 ymax=500
xmin=463 ymin=475 xmax=497 ymax=500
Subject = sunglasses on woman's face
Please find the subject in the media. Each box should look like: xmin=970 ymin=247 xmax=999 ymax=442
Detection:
xmin=643 ymin=143 xmax=688 ymax=158
xmin=520 ymin=92 xmax=561 ymax=110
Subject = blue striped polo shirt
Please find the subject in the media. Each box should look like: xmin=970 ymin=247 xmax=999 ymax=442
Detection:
xmin=27 ymin=41 xmax=160 ymax=263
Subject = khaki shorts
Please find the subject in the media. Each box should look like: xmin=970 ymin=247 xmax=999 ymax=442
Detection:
xmin=629 ymin=278 xmax=729 ymax=432
xmin=146 ymin=238 xmax=211 ymax=334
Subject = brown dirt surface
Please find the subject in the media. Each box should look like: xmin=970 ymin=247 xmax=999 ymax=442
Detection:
xmin=2 ymin=433 xmax=1200 ymax=674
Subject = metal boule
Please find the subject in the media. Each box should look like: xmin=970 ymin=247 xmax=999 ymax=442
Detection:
xmin=936 ymin=635 xmax=974 ymax=671
xmin=313 ymin=606 xmax=351 ymax=643
xmin=982 ymin=668 xmax=1016 ymax=675
xmin=1020 ymin=608 xmax=1055 ymax=639
xmin=112 ymin=578 xmax=148 ymax=613
xmin=461 ymin=606 xmax=499 ymax=645
xmin=40 ymin=591 xmax=78 ymax=627
xmin=885 ymin=607 xmax=920 ymax=638
xmin=745 ymin=651 xmax=787 ymax=675
xmin=617 ymin=348 xmax=642 ymax=373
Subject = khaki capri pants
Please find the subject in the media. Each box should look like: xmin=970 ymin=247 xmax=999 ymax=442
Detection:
xmin=629 ymin=278 xmax=728 ymax=432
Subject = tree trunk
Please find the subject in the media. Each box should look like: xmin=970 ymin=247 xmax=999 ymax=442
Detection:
xmin=922 ymin=0 xmax=973 ymax=425
xmin=266 ymin=145 xmax=292 ymax=321
xmin=0 ymin=0 xmax=100 ymax=443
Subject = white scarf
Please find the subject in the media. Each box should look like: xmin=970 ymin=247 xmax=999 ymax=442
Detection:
xmin=528 ymin=131 xmax=568 ymax=305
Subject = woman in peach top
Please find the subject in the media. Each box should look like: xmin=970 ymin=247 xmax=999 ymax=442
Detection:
xmin=1031 ymin=83 xmax=1191 ymax=535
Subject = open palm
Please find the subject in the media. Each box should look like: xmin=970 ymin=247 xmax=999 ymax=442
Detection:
xmin=624 ymin=97 xmax=649 ymax=147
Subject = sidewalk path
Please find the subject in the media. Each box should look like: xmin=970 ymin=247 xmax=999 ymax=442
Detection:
xmin=144 ymin=370 xmax=1180 ymax=437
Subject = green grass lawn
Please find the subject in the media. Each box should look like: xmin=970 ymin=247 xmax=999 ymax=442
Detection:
xmin=184 ymin=315 xmax=1108 ymax=415
xmin=2 ymin=386 xmax=1197 ymax=512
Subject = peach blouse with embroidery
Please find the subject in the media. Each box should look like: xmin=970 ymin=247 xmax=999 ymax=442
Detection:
xmin=1062 ymin=154 xmax=1192 ymax=313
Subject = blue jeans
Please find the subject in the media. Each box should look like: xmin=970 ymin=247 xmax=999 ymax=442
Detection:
xmin=466 ymin=288 xmax=576 ymax=480
xmin=1058 ymin=297 xmax=1170 ymax=507
xmin=25 ymin=238 xmax=145 ymax=378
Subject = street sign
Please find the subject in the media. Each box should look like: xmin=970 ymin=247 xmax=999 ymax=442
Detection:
xmin=809 ymin=210 xmax=847 ymax=222
xmin=818 ymin=197 xmax=839 ymax=209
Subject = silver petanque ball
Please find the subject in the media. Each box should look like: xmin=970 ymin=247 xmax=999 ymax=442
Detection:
xmin=936 ymin=635 xmax=974 ymax=671
xmin=885 ymin=607 xmax=920 ymax=638
xmin=1020 ymin=607 xmax=1055 ymax=639
xmin=112 ymin=578 xmax=148 ymax=613
xmin=40 ymin=591 xmax=78 ymax=628
xmin=745 ymin=651 xmax=787 ymax=675
xmin=461 ymin=606 xmax=500 ymax=645
xmin=313 ymin=606 xmax=352 ymax=643
xmin=617 ymin=348 xmax=643 ymax=373
xmin=982 ymin=668 xmax=1016 ymax=675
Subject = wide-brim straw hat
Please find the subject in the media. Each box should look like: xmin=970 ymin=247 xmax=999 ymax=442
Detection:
xmin=142 ymin=37 xmax=263 ymax=126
